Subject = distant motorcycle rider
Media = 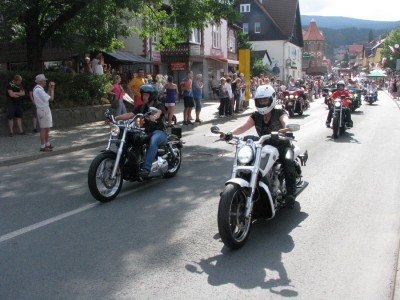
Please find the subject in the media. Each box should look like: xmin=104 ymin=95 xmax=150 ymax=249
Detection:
xmin=116 ymin=85 xmax=167 ymax=177
xmin=326 ymin=80 xmax=353 ymax=128
xmin=224 ymin=84 xmax=297 ymax=208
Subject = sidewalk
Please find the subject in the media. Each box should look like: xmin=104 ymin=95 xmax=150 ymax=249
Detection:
xmin=0 ymin=98 xmax=255 ymax=167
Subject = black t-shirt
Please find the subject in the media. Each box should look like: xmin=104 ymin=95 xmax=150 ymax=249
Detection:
xmin=250 ymin=108 xmax=287 ymax=136
xmin=134 ymin=100 xmax=166 ymax=132
xmin=6 ymin=81 xmax=25 ymax=104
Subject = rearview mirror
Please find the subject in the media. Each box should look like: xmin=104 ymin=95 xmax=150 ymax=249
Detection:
xmin=210 ymin=126 xmax=222 ymax=134
xmin=148 ymin=107 xmax=158 ymax=115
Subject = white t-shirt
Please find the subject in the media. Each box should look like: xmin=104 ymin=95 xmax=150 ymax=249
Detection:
xmin=92 ymin=58 xmax=104 ymax=75
xmin=33 ymin=85 xmax=50 ymax=109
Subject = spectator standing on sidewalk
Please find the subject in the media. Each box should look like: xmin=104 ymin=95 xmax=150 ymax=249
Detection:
xmin=218 ymin=77 xmax=229 ymax=117
xmin=181 ymin=70 xmax=194 ymax=125
xmin=128 ymin=68 xmax=146 ymax=109
xmin=193 ymin=73 xmax=204 ymax=123
xmin=226 ymin=77 xmax=234 ymax=116
xmin=33 ymin=74 xmax=55 ymax=152
xmin=107 ymin=75 xmax=127 ymax=116
xmin=92 ymin=53 xmax=104 ymax=75
xmin=6 ymin=74 xmax=26 ymax=137
xmin=162 ymin=75 xmax=179 ymax=127
xmin=210 ymin=75 xmax=218 ymax=99
xmin=231 ymin=77 xmax=242 ymax=113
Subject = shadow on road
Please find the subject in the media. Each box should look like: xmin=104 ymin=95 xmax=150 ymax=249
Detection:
xmin=185 ymin=203 xmax=308 ymax=296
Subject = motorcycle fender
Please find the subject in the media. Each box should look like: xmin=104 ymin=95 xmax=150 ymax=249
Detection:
xmin=225 ymin=178 xmax=250 ymax=188
xmin=100 ymin=150 xmax=116 ymax=156
xmin=258 ymin=181 xmax=275 ymax=219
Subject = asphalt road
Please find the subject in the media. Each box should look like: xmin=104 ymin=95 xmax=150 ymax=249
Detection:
xmin=1 ymin=92 xmax=399 ymax=299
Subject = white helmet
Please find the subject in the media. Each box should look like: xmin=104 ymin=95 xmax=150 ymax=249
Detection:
xmin=337 ymin=80 xmax=345 ymax=88
xmin=254 ymin=84 xmax=277 ymax=115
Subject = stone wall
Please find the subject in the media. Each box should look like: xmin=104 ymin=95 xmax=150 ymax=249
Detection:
xmin=1 ymin=104 xmax=111 ymax=135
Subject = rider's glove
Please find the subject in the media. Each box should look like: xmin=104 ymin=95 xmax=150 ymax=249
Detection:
xmin=224 ymin=132 xmax=233 ymax=142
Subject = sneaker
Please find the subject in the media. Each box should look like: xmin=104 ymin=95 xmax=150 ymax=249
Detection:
xmin=187 ymin=121 xmax=194 ymax=125
xmin=183 ymin=121 xmax=188 ymax=125
xmin=195 ymin=119 xmax=202 ymax=124
xmin=46 ymin=144 xmax=55 ymax=149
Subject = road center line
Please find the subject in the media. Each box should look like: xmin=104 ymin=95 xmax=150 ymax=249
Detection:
xmin=0 ymin=203 xmax=99 ymax=244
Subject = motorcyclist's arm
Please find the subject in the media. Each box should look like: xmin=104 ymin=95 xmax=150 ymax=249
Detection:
xmin=230 ymin=116 xmax=255 ymax=135
xmin=280 ymin=113 xmax=290 ymax=129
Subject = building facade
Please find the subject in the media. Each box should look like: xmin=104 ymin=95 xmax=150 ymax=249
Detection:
xmin=238 ymin=0 xmax=304 ymax=82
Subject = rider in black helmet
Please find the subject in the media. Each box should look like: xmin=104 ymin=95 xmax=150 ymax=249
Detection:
xmin=116 ymin=84 xmax=167 ymax=177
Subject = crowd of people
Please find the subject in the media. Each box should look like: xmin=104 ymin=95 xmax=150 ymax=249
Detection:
xmin=6 ymin=55 xmax=400 ymax=155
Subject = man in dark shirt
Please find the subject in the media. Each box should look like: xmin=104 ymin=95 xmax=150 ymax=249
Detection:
xmin=6 ymin=74 xmax=26 ymax=136
xmin=116 ymin=85 xmax=166 ymax=177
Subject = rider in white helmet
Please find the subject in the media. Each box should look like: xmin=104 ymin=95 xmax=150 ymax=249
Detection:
xmin=223 ymin=84 xmax=297 ymax=208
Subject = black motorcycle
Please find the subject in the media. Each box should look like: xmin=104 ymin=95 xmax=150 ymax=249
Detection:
xmin=364 ymin=89 xmax=378 ymax=105
xmin=331 ymin=96 xmax=349 ymax=139
xmin=347 ymin=87 xmax=362 ymax=111
xmin=88 ymin=109 xmax=183 ymax=202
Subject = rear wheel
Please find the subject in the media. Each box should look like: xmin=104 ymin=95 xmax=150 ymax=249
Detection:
xmin=164 ymin=145 xmax=182 ymax=178
xmin=218 ymin=184 xmax=252 ymax=250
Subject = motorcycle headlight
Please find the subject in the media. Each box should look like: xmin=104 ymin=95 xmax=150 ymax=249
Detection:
xmin=289 ymin=95 xmax=294 ymax=99
xmin=110 ymin=125 xmax=120 ymax=137
xmin=237 ymin=145 xmax=254 ymax=165
xmin=334 ymin=101 xmax=341 ymax=108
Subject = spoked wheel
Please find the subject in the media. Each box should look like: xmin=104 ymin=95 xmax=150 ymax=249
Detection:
xmin=88 ymin=152 xmax=123 ymax=202
xmin=218 ymin=184 xmax=252 ymax=250
xmin=164 ymin=145 xmax=182 ymax=178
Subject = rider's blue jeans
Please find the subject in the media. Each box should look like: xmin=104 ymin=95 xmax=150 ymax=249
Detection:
xmin=143 ymin=130 xmax=167 ymax=171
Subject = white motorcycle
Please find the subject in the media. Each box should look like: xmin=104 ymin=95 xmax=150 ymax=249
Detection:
xmin=211 ymin=124 xmax=308 ymax=250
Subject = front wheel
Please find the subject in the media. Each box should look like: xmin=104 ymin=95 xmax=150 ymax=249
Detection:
xmin=88 ymin=152 xmax=123 ymax=203
xmin=332 ymin=117 xmax=340 ymax=139
xmin=218 ymin=184 xmax=252 ymax=250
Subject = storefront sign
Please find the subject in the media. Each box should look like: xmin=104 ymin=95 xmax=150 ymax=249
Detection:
xmin=170 ymin=62 xmax=186 ymax=71
xmin=152 ymin=51 xmax=161 ymax=63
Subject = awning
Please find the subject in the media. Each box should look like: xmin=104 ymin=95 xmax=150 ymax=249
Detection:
xmin=104 ymin=50 xmax=153 ymax=64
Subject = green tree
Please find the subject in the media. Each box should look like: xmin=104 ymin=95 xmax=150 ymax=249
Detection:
xmin=380 ymin=29 xmax=400 ymax=70
xmin=252 ymin=58 xmax=268 ymax=77
xmin=368 ymin=30 xmax=374 ymax=42
xmin=237 ymin=32 xmax=252 ymax=50
xmin=0 ymin=0 xmax=239 ymax=71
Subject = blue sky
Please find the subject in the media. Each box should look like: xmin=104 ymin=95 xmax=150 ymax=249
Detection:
xmin=299 ymin=0 xmax=400 ymax=22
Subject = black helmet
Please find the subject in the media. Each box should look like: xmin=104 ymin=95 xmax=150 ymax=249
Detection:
xmin=140 ymin=84 xmax=158 ymax=101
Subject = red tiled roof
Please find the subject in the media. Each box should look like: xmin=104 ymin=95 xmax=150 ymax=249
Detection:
xmin=303 ymin=19 xmax=324 ymax=41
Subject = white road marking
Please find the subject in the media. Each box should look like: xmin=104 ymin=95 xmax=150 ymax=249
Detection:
xmin=0 ymin=203 xmax=99 ymax=244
